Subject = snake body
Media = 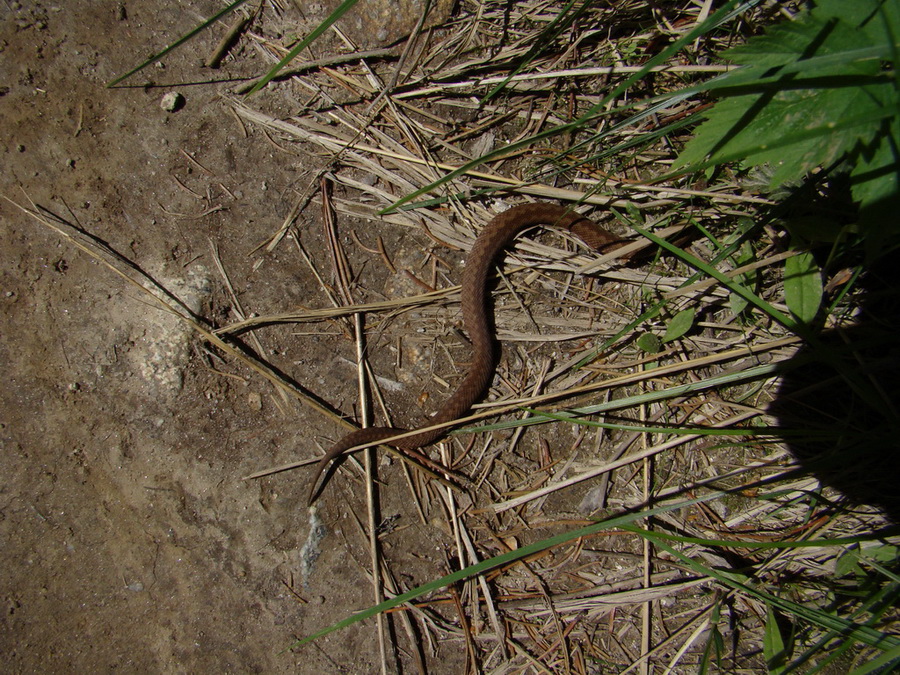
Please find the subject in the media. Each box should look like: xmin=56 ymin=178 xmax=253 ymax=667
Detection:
xmin=308 ymin=203 xmax=633 ymax=504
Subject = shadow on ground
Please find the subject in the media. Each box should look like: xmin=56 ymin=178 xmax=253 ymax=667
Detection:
xmin=772 ymin=248 xmax=900 ymax=524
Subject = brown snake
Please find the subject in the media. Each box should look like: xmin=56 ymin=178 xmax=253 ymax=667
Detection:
xmin=308 ymin=202 xmax=637 ymax=504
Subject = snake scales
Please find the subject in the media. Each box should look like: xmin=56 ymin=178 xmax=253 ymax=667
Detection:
xmin=308 ymin=202 xmax=637 ymax=504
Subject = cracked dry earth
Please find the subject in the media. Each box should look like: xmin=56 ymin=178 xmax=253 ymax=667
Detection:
xmin=1 ymin=2 xmax=461 ymax=672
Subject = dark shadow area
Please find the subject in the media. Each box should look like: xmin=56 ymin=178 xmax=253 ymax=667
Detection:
xmin=771 ymin=246 xmax=900 ymax=523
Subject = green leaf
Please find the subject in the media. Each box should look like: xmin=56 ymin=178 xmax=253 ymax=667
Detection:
xmin=623 ymin=201 xmax=644 ymax=224
xmin=837 ymin=544 xmax=900 ymax=579
xmin=727 ymin=239 xmax=757 ymax=317
xmin=725 ymin=1 xmax=888 ymax=72
xmin=764 ymin=604 xmax=789 ymax=674
xmin=835 ymin=549 xmax=862 ymax=578
xmin=662 ymin=308 xmax=695 ymax=343
xmin=637 ymin=333 xmax=662 ymax=353
xmin=867 ymin=544 xmax=899 ymax=565
xmin=784 ymin=251 xmax=823 ymax=324
xmin=674 ymin=1 xmax=899 ymax=199
xmin=671 ymin=0 xmax=900 ymax=261
xmin=854 ymin=114 xmax=900 ymax=260
xmin=729 ymin=292 xmax=749 ymax=316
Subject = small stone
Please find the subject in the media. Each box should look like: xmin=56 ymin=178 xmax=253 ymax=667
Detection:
xmin=247 ymin=392 xmax=262 ymax=411
xmin=160 ymin=91 xmax=184 ymax=112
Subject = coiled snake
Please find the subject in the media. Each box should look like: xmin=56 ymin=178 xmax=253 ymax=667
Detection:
xmin=308 ymin=202 xmax=637 ymax=504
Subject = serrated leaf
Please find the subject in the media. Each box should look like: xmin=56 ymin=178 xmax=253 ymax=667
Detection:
xmin=854 ymin=114 xmax=900 ymax=259
xmin=674 ymin=4 xmax=897 ymax=192
xmin=816 ymin=0 xmax=900 ymax=37
xmin=676 ymin=86 xmax=888 ymax=190
xmin=725 ymin=1 xmax=886 ymax=72
xmin=784 ymin=251 xmax=823 ymax=324
xmin=662 ymin=308 xmax=695 ymax=343
xmin=853 ymin=114 xmax=900 ymax=208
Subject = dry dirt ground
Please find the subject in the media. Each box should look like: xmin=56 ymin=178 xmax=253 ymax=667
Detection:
xmin=1 ymin=2 xmax=458 ymax=671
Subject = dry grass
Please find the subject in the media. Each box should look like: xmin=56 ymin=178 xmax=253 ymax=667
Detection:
xmin=62 ymin=0 xmax=900 ymax=672
xmin=217 ymin=1 xmax=899 ymax=672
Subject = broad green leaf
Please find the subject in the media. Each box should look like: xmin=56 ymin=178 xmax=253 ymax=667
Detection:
xmin=784 ymin=251 xmax=823 ymax=324
xmin=854 ymin=114 xmax=900 ymax=260
xmin=835 ymin=549 xmax=862 ymax=578
xmin=674 ymin=1 xmax=898 ymax=197
xmin=662 ymin=308 xmax=695 ymax=343
xmin=637 ymin=333 xmax=662 ymax=353
xmin=725 ymin=0 xmax=888 ymax=72
xmin=671 ymin=0 xmax=900 ymax=263
xmin=729 ymin=292 xmax=749 ymax=316
xmin=816 ymin=0 xmax=900 ymax=38
xmin=867 ymin=544 xmax=899 ymax=564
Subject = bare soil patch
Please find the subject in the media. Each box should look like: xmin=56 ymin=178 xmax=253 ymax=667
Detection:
xmin=2 ymin=2 xmax=400 ymax=671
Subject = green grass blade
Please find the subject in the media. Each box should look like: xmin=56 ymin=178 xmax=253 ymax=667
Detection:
xmin=461 ymin=361 xmax=783 ymax=436
xmin=847 ymin=646 xmax=900 ymax=675
xmin=631 ymin=223 xmax=897 ymax=418
xmin=600 ymin=525 xmax=893 ymax=553
xmin=515 ymin=408 xmax=827 ymax=442
xmin=246 ymin=0 xmax=360 ymax=95
xmin=380 ymin=0 xmax=764 ymax=214
xmin=106 ymin=0 xmax=250 ymax=87
xmin=764 ymin=603 xmax=789 ymax=674
xmin=480 ymin=0 xmax=586 ymax=103
xmin=624 ymin=525 xmax=900 ymax=651
xmin=630 ymin=224 xmax=803 ymax=334
xmin=289 ymin=492 xmax=730 ymax=650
